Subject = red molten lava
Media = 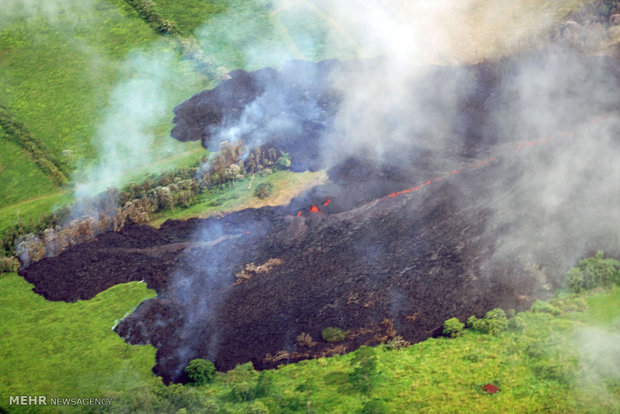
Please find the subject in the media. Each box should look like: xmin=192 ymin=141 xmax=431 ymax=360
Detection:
xmin=292 ymin=116 xmax=601 ymax=217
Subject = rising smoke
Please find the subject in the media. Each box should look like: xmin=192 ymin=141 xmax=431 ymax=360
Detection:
xmin=73 ymin=47 xmax=191 ymax=200
xmin=159 ymin=0 xmax=620 ymax=375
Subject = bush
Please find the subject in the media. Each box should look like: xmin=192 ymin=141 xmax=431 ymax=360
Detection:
xmin=231 ymin=381 xmax=255 ymax=402
xmin=565 ymin=251 xmax=620 ymax=292
xmin=385 ymin=335 xmax=410 ymax=350
xmin=468 ymin=309 xmax=508 ymax=335
xmin=530 ymin=300 xmax=560 ymax=316
xmin=565 ymin=267 xmax=585 ymax=293
xmin=563 ymin=296 xmax=588 ymax=312
xmin=227 ymin=362 xmax=259 ymax=402
xmin=247 ymin=401 xmax=270 ymax=414
xmin=321 ymin=327 xmax=347 ymax=343
xmin=443 ymin=317 xmax=464 ymax=337
xmin=481 ymin=308 xmax=508 ymax=335
xmin=184 ymin=359 xmax=216 ymax=385
xmin=277 ymin=152 xmax=291 ymax=169
xmin=0 ymin=256 xmax=19 ymax=273
xmin=253 ymin=183 xmax=274 ymax=199
xmin=296 ymin=332 xmax=316 ymax=348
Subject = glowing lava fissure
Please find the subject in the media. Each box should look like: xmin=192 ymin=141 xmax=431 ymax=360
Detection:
xmin=294 ymin=113 xmax=607 ymax=216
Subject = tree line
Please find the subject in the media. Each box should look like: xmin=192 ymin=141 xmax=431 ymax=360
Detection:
xmin=0 ymin=143 xmax=290 ymax=271
xmin=0 ymin=102 xmax=69 ymax=185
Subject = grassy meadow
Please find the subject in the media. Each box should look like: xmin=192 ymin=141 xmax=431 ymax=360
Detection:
xmin=1 ymin=268 xmax=618 ymax=413
xmin=0 ymin=272 xmax=158 ymax=413
xmin=149 ymin=169 xmax=327 ymax=226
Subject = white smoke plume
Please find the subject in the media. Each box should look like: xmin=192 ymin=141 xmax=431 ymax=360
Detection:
xmin=1 ymin=0 xmax=96 ymax=25
xmin=73 ymin=47 xmax=189 ymax=200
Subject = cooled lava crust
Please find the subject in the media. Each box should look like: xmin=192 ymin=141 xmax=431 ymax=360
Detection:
xmin=20 ymin=50 xmax=620 ymax=383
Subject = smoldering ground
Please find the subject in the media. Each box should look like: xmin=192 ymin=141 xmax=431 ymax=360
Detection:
xmin=18 ymin=0 xmax=620 ymax=385
xmin=160 ymin=1 xmax=620 ymax=378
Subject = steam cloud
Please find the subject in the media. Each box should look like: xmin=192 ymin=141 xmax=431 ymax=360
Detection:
xmin=74 ymin=47 xmax=188 ymax=200
xmin=163 ymin=0 xmax=620 ymax=370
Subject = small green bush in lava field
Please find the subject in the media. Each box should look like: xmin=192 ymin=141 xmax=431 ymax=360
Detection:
xmin=321 ymin=327 xmax=347 ymax=343
xmin=443 ymin=317 xmax=465 ymax=337
xmin=185 ymin=358 xmax=216 ymax=385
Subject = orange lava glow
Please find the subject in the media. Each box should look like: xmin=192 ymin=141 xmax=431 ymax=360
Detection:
xmin=289 ymin=115 xmax=603 ymax=217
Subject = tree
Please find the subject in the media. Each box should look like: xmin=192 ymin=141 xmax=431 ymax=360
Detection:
xmin=467 ymin=309 xmax=508 ymax=335
xmin=565 ymin=267 xmax=585 ymax=293
xmin=479 ymin=308 xmax=508 ymax=335
xmin=443 ymin=317 xmax=464 ymax=337
xmin=254 ymin=183 xmax=273 ymax=199
xmin=184 ymin=359 xmax=216 ymax=385
xmin=277 ymin=152 xmax=291 ymax=169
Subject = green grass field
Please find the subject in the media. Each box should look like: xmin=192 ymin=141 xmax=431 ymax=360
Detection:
xmin=0 ymin=272 xmax=157 ymax=413
xmin=0 ymin=132 xmax=59 ymax=209
xmin=149 ymin=169 xmax=327 ymax=226
xmin=1 ymin=268 xmax=617 ymax=413
xmin=150 ymin=0 xmax=230 ymax=36
xmin=0 ymin=0 xmax=210 ymax=211
xmin=0 ymin=1 xmax=156 ymax=164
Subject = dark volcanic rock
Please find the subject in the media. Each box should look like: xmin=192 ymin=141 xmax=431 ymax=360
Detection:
xmin=20 ymin=157 xmax=565 ymax=382
xmin=19 ymin=50 xmax=620 ymax=383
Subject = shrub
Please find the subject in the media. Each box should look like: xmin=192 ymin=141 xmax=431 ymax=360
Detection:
xmin=277 ymin=152 xmax=291 ymax=169
xmin=227 ymin=362 xmax=259 ymax=402
xmin=563 ymin=296 xmax=587 ymax=312
xmin=254 ymin=371 xmax=273 ymax=398
xmin=468 ymin=309 xmax=508 ymax=335
xmin=566 ymin=251 xmax=620 ymax=292
xmin=481 ymin=308 xmax=508 ymax=335
xmin=385 ymin=335 xmax=410 ymax=350
xmin=565 ymin=267 xmax=585 ymax=293
xmin=0 ymin=256 xmax=19 ymax=273
xmin=321 ymin=327 xmax=347 ymax=343
xmin=184 ymin=359 xmax=216 ymax=385
xmin=231 ymin=381 xmax=255 ymax=402
xmin=247 ymin=401 xmax=270 ymax=414
xmin=443 ymin=317 xmax=464 ymax=337
xmin=254 ymin=183 xmax=274 ymax=199
xmin=296 ymin=332 xmax=316 ymax=348
xmin=530 ymin=300 xmax=560 ymax=316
